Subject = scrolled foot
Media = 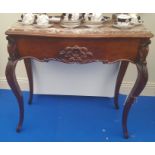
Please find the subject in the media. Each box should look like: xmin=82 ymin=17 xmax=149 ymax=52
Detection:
xmin=123 ymin=131 xmax=129 ymax=139
xmin=114 ymin=100 xmax=119 ymax=110
xmin=28 ymin=98 xmax=32 ymax=105
xmin=16 ymin=126 xmax=22 ymax=133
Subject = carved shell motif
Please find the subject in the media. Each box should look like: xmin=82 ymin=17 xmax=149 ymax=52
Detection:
xmin=56 ymin=45 xmax=94 ymax=64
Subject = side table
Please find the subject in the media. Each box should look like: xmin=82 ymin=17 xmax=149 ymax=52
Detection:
xmin=5 ymin=23 xmax=153 ymax=138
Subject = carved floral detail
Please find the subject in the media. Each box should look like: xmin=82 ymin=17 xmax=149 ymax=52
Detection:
xmin=6 ymin=36 xmax=19 ymax=61
xmin=56 ymin=45 xmax=94 ymax=63
xmin=137 ymin=39 xmax=151 ymax=64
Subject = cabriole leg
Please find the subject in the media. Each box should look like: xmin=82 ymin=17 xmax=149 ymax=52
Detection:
xmin=5 ymin=59 xmax=24 ymax=132
xmin=122 ymin=63 xmax=148 ymax=138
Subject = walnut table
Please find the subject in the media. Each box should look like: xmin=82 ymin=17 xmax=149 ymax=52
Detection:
xmin=5 ymin=23 xmax=153 ymax=138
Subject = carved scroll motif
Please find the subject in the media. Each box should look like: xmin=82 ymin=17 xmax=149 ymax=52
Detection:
xmin=6 ymin=36 xmax=19 ymax=61
xmin=137 ymin=39 xmax=151 ymax=65
xmin=56 ymin=45 xmax=94 ymax=64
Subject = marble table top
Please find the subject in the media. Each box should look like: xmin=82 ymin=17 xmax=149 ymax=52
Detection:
xmin=5 ymin=22 xmax=153 ymax=38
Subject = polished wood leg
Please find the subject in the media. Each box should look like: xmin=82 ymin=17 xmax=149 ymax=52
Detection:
xmin=114 ymin=61 xmax=129 ymax=109
xmin=5 ymin=59 xmax=24 ymax=132
xmin=24 ymin=59 xmax=33 ymax=104
xmin=122 ymin=62 xmax=148 ymax=138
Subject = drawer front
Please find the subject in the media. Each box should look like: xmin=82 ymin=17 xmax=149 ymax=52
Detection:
xmin=16 ymin=36 xmax=140 ymax=63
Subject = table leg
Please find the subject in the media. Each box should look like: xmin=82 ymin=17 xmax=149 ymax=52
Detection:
xmin=114 ymin=61 xmax=129 ymax=109
xmin=122 ymin=62 xmax=148 ymax=138
xmin=5 ymin=59 xmax=24 ymax=132
xmin=24 ymin=59 xmax=33 ymax=104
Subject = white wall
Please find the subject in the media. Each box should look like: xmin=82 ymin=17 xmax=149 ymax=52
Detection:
xmin=0 ymin=14 xmax=27 ymax=86
xmin=32 ymin=61 xmax=120 ymax=97
xmin=0 ymin=13 xmax=155 ymax=96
